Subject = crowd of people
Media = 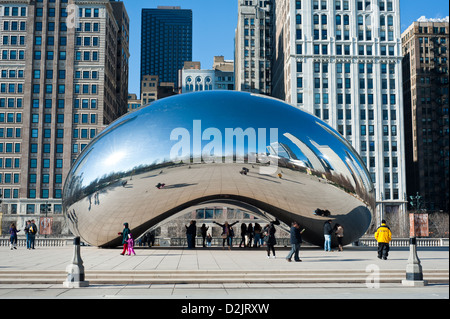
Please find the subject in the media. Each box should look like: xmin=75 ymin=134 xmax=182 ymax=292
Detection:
xmin=8 ymin=220 xmax=38 ymax=250
xmin=7 ymin=218 xmax=392 ymax=262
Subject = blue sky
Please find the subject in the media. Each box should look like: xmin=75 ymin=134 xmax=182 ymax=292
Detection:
xmin=124 ymin=0 xmax=449 ymax=95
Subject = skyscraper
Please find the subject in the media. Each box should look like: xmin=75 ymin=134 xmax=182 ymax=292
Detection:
xmin=270 ymin=0 xmax=407 ymax=229
xmin=402 ymin=17 xmax=449 ymax=212
xmin=141 ymin=6 xmax=192 ymax=91
xmin=235 ymin=0 xmax=272 ymax=95
xmin=0 ymin=0 xmax=129 ymax=233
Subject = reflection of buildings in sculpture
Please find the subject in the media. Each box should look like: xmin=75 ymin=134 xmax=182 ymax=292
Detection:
xmin=309 ymin=140 xmax=356 ymax=189
xmin=283 ymin=133 xmax=328 ymax=172
xmin=344 ymin=151 xmax=372 ymax=196
xmin=266 ymin=142 xmax=308 ymax=168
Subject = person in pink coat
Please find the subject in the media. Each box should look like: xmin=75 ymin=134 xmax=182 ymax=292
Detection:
xmin=126 ymin=234 xmax=136 ymax=256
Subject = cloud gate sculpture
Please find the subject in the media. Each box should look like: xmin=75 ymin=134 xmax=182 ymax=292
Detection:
xmin=63 ymin=91 xmax=374 ymax=248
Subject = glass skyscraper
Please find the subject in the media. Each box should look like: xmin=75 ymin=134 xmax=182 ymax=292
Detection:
xmin=141 ymin=6 xmax=192 ymax=91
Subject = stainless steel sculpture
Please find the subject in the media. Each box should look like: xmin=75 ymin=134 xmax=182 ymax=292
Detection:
xmin=63 ymin=91 xmax=374 ymax=247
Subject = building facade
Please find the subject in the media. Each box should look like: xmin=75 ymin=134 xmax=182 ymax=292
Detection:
xmin=270 ymin=0 xmax=407 ymax=231
xmin=235 ymin=0 xmax=272 ymax=95
xmin=141 ymin=6 xmax=192 ymax=92
xmin=0 ymin=0 xmax=129 ymax=234
xmin=402 ymin=17 xmax=449 ymax=213
xmin=181 ymin=56 xmax=235 ymax=94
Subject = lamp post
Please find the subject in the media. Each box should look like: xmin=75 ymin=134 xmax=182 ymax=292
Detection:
xmin=402 ymin=193 xmax=427 ymax=286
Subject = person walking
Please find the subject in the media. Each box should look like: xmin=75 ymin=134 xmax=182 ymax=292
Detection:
xmin=323 ymin=220 xmax=333 ymax=252
xmin=119 ymin=222 xmax=131 ymax=255
xmin=374 ymin=220 xmax=392 ymax=260
xmin=335 ymin=223 xmax=344 ymax=251
xmin=185 ymin=220 xmax=197 ymax=249
xmin=239 ymin=223 xmax=247 ymax=248
xmin=264 ymin=219 xmax=280 ymax=258
xmin=286 ymin=221 xmax=304 ymax=262
xmin=200 ymin=224 xmax=209 ymax=247
xmin=9 ymin=223 xmax=20 ymax=250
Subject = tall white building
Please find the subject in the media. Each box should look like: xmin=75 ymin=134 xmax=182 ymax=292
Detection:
xmin=271 ymin=0 xmax=407 ymax=231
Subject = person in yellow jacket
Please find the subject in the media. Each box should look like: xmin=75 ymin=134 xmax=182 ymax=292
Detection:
xmin=374 ymin=220 xmax=392 ymax=260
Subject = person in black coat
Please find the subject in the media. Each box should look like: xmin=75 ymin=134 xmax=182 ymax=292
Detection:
xmin=286 ymin=221 xmax=304 ymax=262
xmin=264 ymin=218 xmax=280 ymax=258
xmin=185 ymin=220 xmax=197 ymax=249
xmin=239 ymin=223 xmax=247 ymax=248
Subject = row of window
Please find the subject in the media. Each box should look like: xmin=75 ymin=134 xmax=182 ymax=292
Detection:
xmin=300 ymin=0 xmax=395 ymax=11
xmin=2 ymin=35 xmax=26 ymax=46
xmin=0 ymin=112 xmax=21 ymax=123
xmin=2 ymin=7 xmax=27 ymax=17
xmin=29 ymin=113 xmax=98 ymax=124
xmin=0 ymin=143 xmax=21 ymax=153
xmin=294 ymin=43 xmax=397 ymax=57
xmin=28 ymin=189 xmax=63 ymax=199
xmin=295 ymin=62 xmax=397 ymax=74
xmin=1 ymin=49 xmax=25 ymax=60
xmin=0 ymin=173 xmax=20 ymax=184
xmin=1 ymin=69 xmax=24 ymax=78
xmin=0 ymin=127 xmax=21 ymax=138
xmin=0 ymin=158 xmax=20 ymax=168
xmin=76 ymin=36 xmax=100 ymax=47
xmin=0 ymin=98 xmax=23 ymax=108
xmin=2 ymin=20 xmax=26 ymax=31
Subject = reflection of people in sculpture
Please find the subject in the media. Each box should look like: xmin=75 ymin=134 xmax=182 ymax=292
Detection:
xmin=239 ymin=167 xmax=249 ymax=175
xmin=156 ymin=183 xmax=165 ymax=189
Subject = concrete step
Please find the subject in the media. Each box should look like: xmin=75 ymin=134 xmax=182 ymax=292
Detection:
xmin=0 ymin=269 xmax=448 ymax=285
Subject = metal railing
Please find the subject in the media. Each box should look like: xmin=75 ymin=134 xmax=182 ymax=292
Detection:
xmin=0 ymin=237 xmax=73 ymax=247
xmin=357 ymin=238 xmax=449 ymax=247
xmin=2 ymin=236 xmax=448 ymax=248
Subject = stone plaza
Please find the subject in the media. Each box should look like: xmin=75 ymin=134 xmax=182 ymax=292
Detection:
xmin=0 ymin=243 xmax=448 ymax=300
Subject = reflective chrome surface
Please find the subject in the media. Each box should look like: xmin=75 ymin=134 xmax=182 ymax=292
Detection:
xmin=63 ymin=91 xmax=374 ymax=247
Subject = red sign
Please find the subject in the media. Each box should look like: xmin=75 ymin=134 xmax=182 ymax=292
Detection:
xmin=409 ymin=214 xmax=429 ymax=237
xmin=39 ymin=217 xmax=53 ymax=235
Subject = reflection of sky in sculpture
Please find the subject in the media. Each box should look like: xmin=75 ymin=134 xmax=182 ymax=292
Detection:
xmin=68 ymin=91 xmax=372 ymax=192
